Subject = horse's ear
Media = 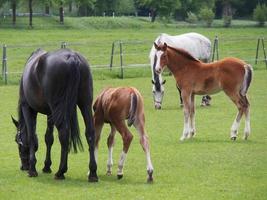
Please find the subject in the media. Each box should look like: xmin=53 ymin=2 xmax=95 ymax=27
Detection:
xmin=11 ymin=116 xmax=19 ymax=128
xmin=162 ymin=80 xmax=166 ymax=85
xmin=163 ymin=43 xmax=167 ymax=51
xmin=151 ymin=80 xmax=155 ymax=84
xmin=154 ymin=42 xmax=159 ymax=50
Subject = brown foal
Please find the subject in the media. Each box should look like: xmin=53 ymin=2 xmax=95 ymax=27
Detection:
xmin=93 ymin=87 xmax=153 ymax=182
xmin=154 ymin=43 xmax=252 ymax=141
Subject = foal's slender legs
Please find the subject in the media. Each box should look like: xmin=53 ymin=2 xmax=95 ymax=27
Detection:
xmin=134 ymin=118 xmax=154 ymax=182
xmin=112 ymin=120 xmax=133 ymax=179
xmin=227 ymin=93 xmax=250 ymax=140
xmin=188 ymin=94 xmax=196 ymax=138
xmin=180 ymin=91 xmax=192 ymax=141
xmin=43 ymin=116 xmax=54 ymax=173
xmin=242 ymin=96 xmax=250 ymax=140
xmin=106 ymin=125 xmax=116 ymax=175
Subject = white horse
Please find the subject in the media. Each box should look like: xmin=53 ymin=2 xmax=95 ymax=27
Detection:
xmin=149 ymin=32 xmax=212 ymax=109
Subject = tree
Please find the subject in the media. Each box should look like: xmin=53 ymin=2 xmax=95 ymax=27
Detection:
xmin=136 ymin=0 xmax=181 ymax=22
xmin=116 ymin=0 xmax=136 ymax=15
xmin=199 ymin=7 xmax=214 ymax=27
xmin=76 ymin=0 xmax=95 ymax=16
xmin=29 ymin=0 xmax=33 ymax=27
xmin=11 ymin=0 xmax=17 ymax=25
xmin=253 ymin=3 xmax=267 ymax=26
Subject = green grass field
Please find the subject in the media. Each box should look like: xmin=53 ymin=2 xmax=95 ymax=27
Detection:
xmin=0 ymin=16 xmax=267 ymax=200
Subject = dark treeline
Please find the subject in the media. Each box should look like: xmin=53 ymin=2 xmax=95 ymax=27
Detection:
xmin=0 ymin=0 xmax=266 ymax=25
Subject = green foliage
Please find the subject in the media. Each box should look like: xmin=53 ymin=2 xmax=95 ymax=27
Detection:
xmin=115 ymin=0 xmax=136 ymax=15
xmin=223 ymin=15 xmax=232 ymax=27
xmin=186 ymin=11 xmax=198 ymax=24
xmin=253 ymin=3 xmax=267 ymax=26
xmin=199 ymin=7 xmax=214 ymax=27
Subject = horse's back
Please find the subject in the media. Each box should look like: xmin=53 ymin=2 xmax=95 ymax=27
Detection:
xmin=94 ymin=87 xmax=141 ymax=122
xmin=151 ymin=32 xmax=211 ymax=61
xmin=22 ymin=48 xmax=92 ymax=114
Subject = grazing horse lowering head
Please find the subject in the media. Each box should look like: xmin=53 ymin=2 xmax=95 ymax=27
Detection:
xmin=151 ymin=79 xmax=166 ymax=109
xmin=12 ymin=116 xmax=31 ymax=171
xmin=12 ymin=48 xmax=98 ymax=181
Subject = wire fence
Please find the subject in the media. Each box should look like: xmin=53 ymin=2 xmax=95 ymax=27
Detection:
xmin=1 ymin=36 xmax=267 ymax=85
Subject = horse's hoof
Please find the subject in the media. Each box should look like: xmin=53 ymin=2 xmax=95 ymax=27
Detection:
xmin=20 ymin=165 xmax=29 ymax=171
xmin=28 ymin=171 xmax=38 ymax=177
xmin=231 ymin=136 xmax=237 ymax=141
xmin=42 ymin=167 xmax=52 ymax=173
xmin=117 ymin=174 xmax=123 ymax=180
xmin=88 ymin=176 xmax=98 ymax=182
xmin=106 ymin=171 xmax=112 ymax=176
xmin=54 ymin=174 xmax=65 ymax=180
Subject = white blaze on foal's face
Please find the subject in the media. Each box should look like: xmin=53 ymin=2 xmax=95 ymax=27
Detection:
xmin=155 ymin=50 xmax=164 ymax=74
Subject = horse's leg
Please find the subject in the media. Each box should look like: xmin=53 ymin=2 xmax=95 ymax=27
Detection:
xmin=134 ymin=117 xmax=154 ymax=183
xmin=54 ymin=123 xmax=69 ymax=179
xmin=176 ymin=84 xmax=183 ymax=107
xmin=188 ymin=94 xmax=196 ymax=138
xmin=106 ymin=125 xmax=116 ymax=176
xmin=22 ymin=106 xmax=38 ymax=177
xmin=242 ymin=96 xmax=250 ymax=140
xmin=79 ymin=105 xmax=98 ymax=182
xmin=226 ymin=93 xmax=244 ymax=140
xmin=113 ymin=120 xmax=133 ymax=179
xmin=43 ymin=116 xmax=54 ymax=173
xmin=180 ymin=90 xmax=191 ymax=141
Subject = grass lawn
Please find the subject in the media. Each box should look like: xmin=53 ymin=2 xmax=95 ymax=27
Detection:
xmin=0 ymin=70 xmax=267 ymax=200
xmin=0 ymin=16 xmax=267 ymax=199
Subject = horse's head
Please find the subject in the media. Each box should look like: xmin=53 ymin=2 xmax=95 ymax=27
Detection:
xmin=154 ymin=42 xmax=168 ymax=74
xmin=151 ymin=79 xmax=166 ymax=109
xmin=12 ymin=116 xmax=29 ymax=171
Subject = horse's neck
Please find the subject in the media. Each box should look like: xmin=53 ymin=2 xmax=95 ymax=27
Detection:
xmin=167 ymin=50 xmax=187 ymax=72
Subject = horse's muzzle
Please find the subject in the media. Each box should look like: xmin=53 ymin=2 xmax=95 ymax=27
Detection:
xmin=154 ymin=102 xmax=162 ymax=109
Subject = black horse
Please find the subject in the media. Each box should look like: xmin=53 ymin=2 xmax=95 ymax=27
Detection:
xmin=12 ymin=48 xmax=98 ymax=182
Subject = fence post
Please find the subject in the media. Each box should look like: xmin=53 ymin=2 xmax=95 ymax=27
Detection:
xmin=119 ymin=41 xmax=124 ymax=79
xmin=61 ymin=41 xmax=67 ymax=49
xmin=261 ymin=37 xmax=267 ymax=69
xmin=109 ymin=41 xmax=115 ymax=70
xmin=255 ymin=38 xmax=260 ymax=64
xmin=2 ymin=44 xmax=7 ymax=84
xmin=212 ymin=36 xmax=219 ymax=61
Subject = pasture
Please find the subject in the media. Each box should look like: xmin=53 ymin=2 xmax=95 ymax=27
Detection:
xmin=0 ymin=20 xmax=267 ymax=199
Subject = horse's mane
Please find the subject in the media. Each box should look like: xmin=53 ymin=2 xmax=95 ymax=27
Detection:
xmin=168 ymin=46 xmax=201 ymax=63
xmin=27 ymin=48 xmax=47 ymax=63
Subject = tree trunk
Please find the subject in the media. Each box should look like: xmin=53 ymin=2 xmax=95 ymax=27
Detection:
xmin=222 ymin=1 xmax=232 ymax=17
xmin=59 ymin=1 xmax=64 ymax=24
xmin=11 ymin=1 xmax=16 ymax=25
xmin=222 ymin=1 xmax=232 ymax=27
xmin=45 ymin=5 xmax=50 ymax=15
xmin=151 ymin=9 xmax=157 ymax=22
xmin=69 ymin=2 xmax=72 ymax=13
xmin=29 ymin=0 xmax=33 ymax=28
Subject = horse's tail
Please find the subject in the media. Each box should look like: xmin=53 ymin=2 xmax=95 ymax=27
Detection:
xmin=127 ymin=91 xmax=138 ymax=127
xmin=67 ymin=55 xmax=83 ymax=153
xmin=240 ymin=64 xmax=253 ymax=96
xmin=52 ymin=54 xmax=83 ymax=153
